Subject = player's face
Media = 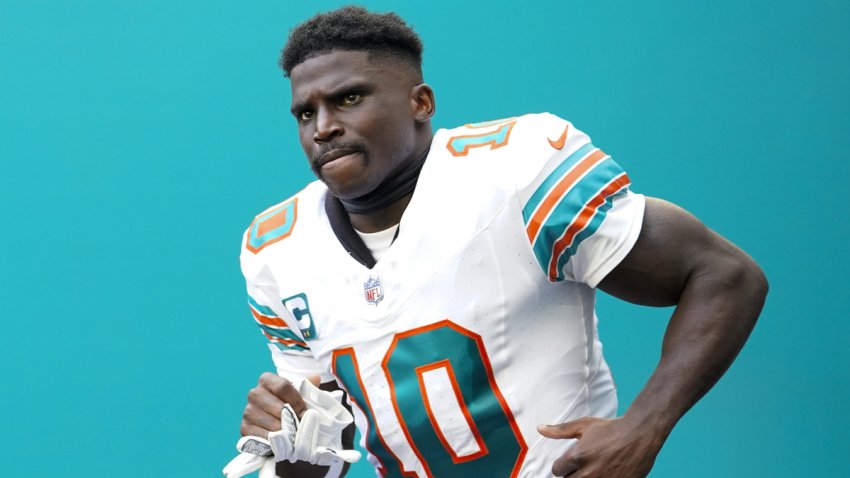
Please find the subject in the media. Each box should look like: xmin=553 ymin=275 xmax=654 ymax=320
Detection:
xmin=289 ymin=50 xmax=427 ymax=200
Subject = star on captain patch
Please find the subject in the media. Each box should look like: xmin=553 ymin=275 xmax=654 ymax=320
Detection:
xmin=363 ymin=276 xmax=384 ymax=306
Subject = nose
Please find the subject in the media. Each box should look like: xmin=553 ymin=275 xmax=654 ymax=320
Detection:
xmin=313 ymin=108 xmax=343 ymax=143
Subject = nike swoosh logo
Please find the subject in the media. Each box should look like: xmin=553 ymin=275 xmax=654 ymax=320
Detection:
xmin=548 ymin=125 xmax=570 ymax=149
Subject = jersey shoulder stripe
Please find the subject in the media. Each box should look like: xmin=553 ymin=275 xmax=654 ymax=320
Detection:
xmin=247 ymin=294 xmax=310 ymax=352
xmin=522 ymin=141 xmax=596 ymax=238
xmin=547 ymin=174 xmax=630 ymax=280
xmin=247 ymin=294 xmax=279 ymax=318
xmin=522 ymin=143 xmax=631 ymax=281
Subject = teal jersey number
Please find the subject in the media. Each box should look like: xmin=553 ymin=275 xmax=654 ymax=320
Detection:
xmin=446 ymin=118 xmax=518 ymax=157
xmin=333 ymin=348 xmax=408 ymax=477
xmin=333 ymin=320 xmax=527 ymax=477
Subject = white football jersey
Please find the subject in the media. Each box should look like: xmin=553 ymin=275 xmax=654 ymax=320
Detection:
xmin=240 ymin=113 xmax=645 ymax=477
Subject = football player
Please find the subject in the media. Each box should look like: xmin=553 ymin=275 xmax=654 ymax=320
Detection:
xmin=229 ymin=6 xmax=767 ymax=478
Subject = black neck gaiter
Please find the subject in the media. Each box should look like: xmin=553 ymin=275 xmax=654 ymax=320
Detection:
xmin=338 ymin=148 xmax=429 ymax=215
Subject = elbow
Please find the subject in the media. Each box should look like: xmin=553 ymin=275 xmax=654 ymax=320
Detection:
xmin=701 ymin=247 xmax=769 ymax=318
xmin=751 ymin=262 xmax=769 ymax=303
xmin=725 ymin=253 xmax=769 ymax=317
xmin=739 ymin=254 xmax=768 ymax=304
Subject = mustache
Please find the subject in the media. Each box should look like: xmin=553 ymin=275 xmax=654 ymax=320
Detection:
xmin=312 ymin=142 xmax=366 ymax=164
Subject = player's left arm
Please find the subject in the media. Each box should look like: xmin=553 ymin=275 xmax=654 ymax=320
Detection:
xmin=538 ymin=196 xmax=768 ymax=477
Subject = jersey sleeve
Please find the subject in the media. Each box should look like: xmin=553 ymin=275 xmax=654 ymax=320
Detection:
xmin=514 ymin=113 xmax=645 ymax=287
xmin=240 ymin=228 xmax=331 ymax=383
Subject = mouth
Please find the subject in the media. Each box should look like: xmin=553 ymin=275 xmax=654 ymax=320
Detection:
xmin=316 ymin=148 xmax=362 ymax=169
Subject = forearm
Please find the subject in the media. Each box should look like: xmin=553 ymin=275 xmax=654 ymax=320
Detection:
xmin=624 ymin=244 xmax=768 ymax=435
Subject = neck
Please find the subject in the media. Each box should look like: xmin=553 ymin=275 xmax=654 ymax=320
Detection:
xmin=349 ymin=194 xmax=413 ymax=233
xmin=341 ymin=145 xmax=429 ymax=233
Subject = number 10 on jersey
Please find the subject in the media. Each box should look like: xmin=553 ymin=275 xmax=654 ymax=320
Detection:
xmin=332 ymin=320 xmax=528 ymax=477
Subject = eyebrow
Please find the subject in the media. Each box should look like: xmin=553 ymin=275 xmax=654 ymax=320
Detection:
xmin=290 ymin=81 xmax=374 ymax=115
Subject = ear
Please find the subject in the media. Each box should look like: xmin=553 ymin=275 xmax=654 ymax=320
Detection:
xmin=410 ymin=84 xmax=436 ymax=123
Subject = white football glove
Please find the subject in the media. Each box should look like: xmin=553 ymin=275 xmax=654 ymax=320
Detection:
xmin=222 ymin=379 xmax=360 ymax=478
xmin=269 ymin=379 xmax=361 ymax=466
xmin=221 ymin=436 xmax=276 ymax=478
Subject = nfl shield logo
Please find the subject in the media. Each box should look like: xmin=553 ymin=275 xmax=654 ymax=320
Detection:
xmin=363 ymin=276 xmax=384 ymax=305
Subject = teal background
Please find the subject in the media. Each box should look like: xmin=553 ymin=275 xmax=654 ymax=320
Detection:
xmin=1 ymin=0 xmax=847 ymax=476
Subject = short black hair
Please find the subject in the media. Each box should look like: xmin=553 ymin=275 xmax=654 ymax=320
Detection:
xmin=280 ymin=6 xmax=424 ymax=80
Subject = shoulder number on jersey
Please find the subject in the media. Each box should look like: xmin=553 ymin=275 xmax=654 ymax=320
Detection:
xmin=246 ymin=198 xmax=298 ymax=254
xmin=446 ymin=117 xmax=518 ymax=157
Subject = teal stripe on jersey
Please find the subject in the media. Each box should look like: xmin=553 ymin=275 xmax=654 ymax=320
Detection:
xmin=522 ymin=142 xmax=595 ymax=223
xmin=247 ymin=295 xmax=278 ymax=317
xmin=551 ymin=189 xmax=628 ymax=281
xmin=531 ymin=158 xmax=628 ymax=278
xmin=260 ymin=327 xmax=309 ymax=352
xmin=257 ymin=322 xmax=304 ymax=343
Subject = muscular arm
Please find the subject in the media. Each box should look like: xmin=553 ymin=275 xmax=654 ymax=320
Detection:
xmin=539 ymin=197 xmax=768 ymax=477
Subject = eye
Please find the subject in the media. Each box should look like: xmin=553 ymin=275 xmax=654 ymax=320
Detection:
xmin=340 ymin=93 xmax=362 ymax=106
xmin=299 ymin=110 xmax=314 ymax=122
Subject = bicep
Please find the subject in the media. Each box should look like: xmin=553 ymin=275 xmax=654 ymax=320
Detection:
xmin=597 ymin=197 xmax=736 ymax=306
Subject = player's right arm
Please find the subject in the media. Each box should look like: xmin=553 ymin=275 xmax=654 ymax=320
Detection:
xmin=240 ymin=373 xmax=355 ymax=478
xmin=237 ymin=293 xmax=354 ymax=478
xmin=238 ymin=215 xmax=353 ymax=477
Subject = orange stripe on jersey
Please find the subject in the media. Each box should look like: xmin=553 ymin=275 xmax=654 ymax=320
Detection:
xmin=547 ymin=173 xmax=631 ymax=279
xmin=262 ymin=331 xmax=308 ymax=348
xmin=526 ymin=149 xmax=609 ymax=245
xmin=249 ymin=305 xmax=288 ymax=328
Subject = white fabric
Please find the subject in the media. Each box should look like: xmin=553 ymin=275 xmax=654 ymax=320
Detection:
xmin=354 ymin=224 xmax=399 ymax=262
xmin=239 ymin=113 xmax=645 ymax=477
xmin=269 ymin=380 xmax=360 ymax=466
xmin=267 ymin=404 xmax=300 ymax=462
xmin=222 ymin=437 xmax=271 ymax=478
xmin=223 ymin=380 xmax=359 ymax=477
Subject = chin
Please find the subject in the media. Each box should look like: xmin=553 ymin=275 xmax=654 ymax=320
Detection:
xmin=322 ymin=178 xmax=376 ymax=200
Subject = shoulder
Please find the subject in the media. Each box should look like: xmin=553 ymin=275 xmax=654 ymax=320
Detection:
xmin=427 ymin=113 xmax=596 ymax=193
xmin=437 ymin=113 xmax=584 ymax=157
xmin=241 ymin=181 xmax=327 ymax=257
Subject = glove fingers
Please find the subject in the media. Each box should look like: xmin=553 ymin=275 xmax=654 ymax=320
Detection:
xmin=294 ymin=409 xmax=320 ymax=463
xmin=268 ymin=404 xmax=300 ymax=462
xmin=315 ymin=447 xmax=361 ymax=464
xmin=222 ymin=452 xmax=267 ymax=478
xmin=235 ymin=436 xmax=273 ymax=457
xmin=258 ymin=458 xmax=277 ymax=478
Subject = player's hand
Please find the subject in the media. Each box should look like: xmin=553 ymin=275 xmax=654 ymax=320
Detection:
xmin=240 ymin=372 xmax=320 ymax=439
xmin=537 ymin=416 xmax=667 ymax=477
xmin=229 ymin=373 xmax=360 ymax=478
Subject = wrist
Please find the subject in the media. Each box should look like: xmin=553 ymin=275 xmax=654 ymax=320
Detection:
xmin=621 ymin=402 xmax=678 ymax=445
